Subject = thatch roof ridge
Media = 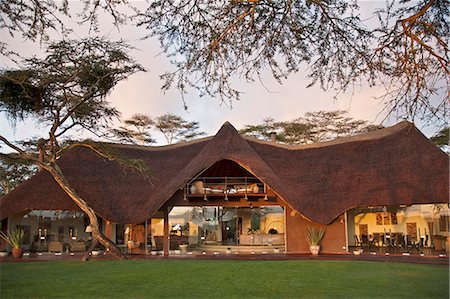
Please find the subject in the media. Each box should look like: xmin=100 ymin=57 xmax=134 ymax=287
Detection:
xmin=166 ymin=120 xmax=288 ymax=192
xmin=0 ymin=120 xmax=447 ymax=225
xmin=106 ymin=135 xmax=213 ymax=151
xmin=103 ymin=121 xmax=411 ymax=153
xmin=133 ymin=120 xmax=288 ymax=219
xmin=242 ymin=121 xmax=412 ymax=150
xmin=247 ymin=120 xmax=448 ymax=223
xmin=0 ymin=135 xmax=211 ymax=224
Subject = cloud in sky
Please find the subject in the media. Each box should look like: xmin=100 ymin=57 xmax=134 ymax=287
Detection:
xmin=0 ymin=1 xmax=438 ymax=146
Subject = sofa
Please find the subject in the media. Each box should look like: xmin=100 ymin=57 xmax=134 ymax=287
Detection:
xmin=70 ymin=241 xmax=86 ymax=252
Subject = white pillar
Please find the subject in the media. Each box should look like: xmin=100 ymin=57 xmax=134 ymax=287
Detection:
xmin=344 ymin=211 xmax=349 ymax=253
xmin=144 ymin=219 xmax=148 ymax=254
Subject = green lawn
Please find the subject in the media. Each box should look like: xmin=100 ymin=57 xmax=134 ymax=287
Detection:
xmin=0 ymin=260 xmax=448 ymax=298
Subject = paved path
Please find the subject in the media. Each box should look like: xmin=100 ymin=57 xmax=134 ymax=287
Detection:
xmin=1 ymin=252 xmax=448 ymax=265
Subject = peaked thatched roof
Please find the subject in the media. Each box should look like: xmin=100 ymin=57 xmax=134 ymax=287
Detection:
xmin=1 ymin=121 xmax=448 ymax=224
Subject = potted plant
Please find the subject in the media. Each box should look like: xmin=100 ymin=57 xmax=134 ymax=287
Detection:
xmin=305 ymin=226 xmax=325 ymax=255
xmin=0 ymin=237 xmax=7 ymax=258
xmin=91 ymin=244 xmax=105 ymax=256
xmin=179 ymin=243 xmax=188 ymax=254
xmin=0 ymin=228 xmax=25 ymax=258
xmin=0 ymin=223 xmax=7 ymax=257
xmin=353 ymin=247 xmax=363 ymax=255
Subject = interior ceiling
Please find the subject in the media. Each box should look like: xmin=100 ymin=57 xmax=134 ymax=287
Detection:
xmin=201 ymin=159 xmax=254 ymax=177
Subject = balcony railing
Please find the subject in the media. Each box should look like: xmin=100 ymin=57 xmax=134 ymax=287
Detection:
xmin=184 ymin=176 xmax=268 ymax=201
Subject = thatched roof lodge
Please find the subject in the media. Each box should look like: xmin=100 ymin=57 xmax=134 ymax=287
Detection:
xmin=0 ymin=121 xmax=448 ymax=255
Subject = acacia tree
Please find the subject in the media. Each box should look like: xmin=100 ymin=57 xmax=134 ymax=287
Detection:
xmin=302 ymin=110 xmax=381 ymax=142
xmin=0 ymin=139 xmax=39 ymax=195
xmin=154 ymin=113 xmax=205 ymax=144
xmin=0 ymin=0 xmax=130 ymax=41
xmin=240 ymin=118 xmax=314 ymax=145
xmin=0 ymin=37 xmax=144 ymax=260
xmin=0 ymin=1 xmax=447 ymax=124
xmin=0 ymin=157 xmax=36 ymax=196
xmin=372 ymin=0 xmax=449 ymax=123
xmin=111 ymin=113 xmax=205 ymax=145
xmin=239 ymin=118 xmax=284 ymax=142
xmin=430 ymin=127 xmax=449 ymax=153
xmin=137 ymin=0 xmax=448 ymax=124
xmin=110 ymin=113 xmax=155 ymax=145
xmin=240 ymin=110 xmax=384 ymax=145
xmin=277 ymin=121 xmax=315 ymax=145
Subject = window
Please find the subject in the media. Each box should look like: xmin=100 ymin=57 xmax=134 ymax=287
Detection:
xmin=383 ymin=214 xmax=390 ymax=225
xmin=439 ymin=215 xmax=450 ymax=232
xmin=376 ymin=212 xmax=397 ymax=225
xmin=376 ymin=213 xmax=382 ymax=225
xmin=58 ymin=226 xmax=65 ymax=241
xmin=168 ymin=205 xmax=285 ymax=251
xmin=16 ymin=225 xmax=30 ymax=245
xmin=391 ymin=212 xmax=398 ymax=225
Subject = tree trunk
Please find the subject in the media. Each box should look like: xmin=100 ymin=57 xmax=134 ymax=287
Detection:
xmin=45 ymin=163 xmax=127 ymax=261
xmin=82 ymin=239 xmax=99 ymax=261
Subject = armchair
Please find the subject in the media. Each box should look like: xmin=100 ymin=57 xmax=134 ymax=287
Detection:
xmin=48 ymin=241 xmax=64 ymax=252
xmin=71 ymin=241 xmax=86 ymax=252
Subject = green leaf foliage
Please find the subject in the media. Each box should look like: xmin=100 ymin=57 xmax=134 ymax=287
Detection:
xmin=430 ymin=127 xmax=449 ymax=147
xmin=0 ymin=155 xmax=36 ymax=195
xmin=240 ymin=110 xmax=384 ymax=145
xmin=154 ymin=113 xmax=205 ymax=144
xmin=0 ymin=37 xmax=144 ymax=136
xmin=305 ymin=226 xmax=325 ymax=246
xmin=0 ymin=228 xmax=24 ymax=249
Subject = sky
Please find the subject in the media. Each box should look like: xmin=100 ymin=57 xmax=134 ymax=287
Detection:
xmin=0 ymin=1 xmax=440 ymax=147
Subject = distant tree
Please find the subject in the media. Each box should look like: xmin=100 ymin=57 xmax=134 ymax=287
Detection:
xmin=240 ymin=110 xmax=384 ymax=145
xmin=430 ymin=127 xmax=449 ymax=152
xmin=277 ymin=121 xmax=314 ymax=145
xmin=0 ymin=157 xmax=36 ymax=196
xmin=302 ymin=110 xmax=383 ymax=143
xmin=154 ymin=113 xmax=205 ymax=144
xmin=0 ymin=37 xmax=144 ymax=260
xmin=111 ymin=113 xmax=155 ymax=145
xmin=0 ymin=139 xmax=40 ymax=195
xmin=239 ymin=118 xmax=283 ymax=142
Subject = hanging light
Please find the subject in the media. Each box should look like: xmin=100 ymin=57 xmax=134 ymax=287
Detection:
xmin=224 ymin=177 xmax=228 ymax=201
xmin=244 ymin=177 xmax=248 ymax=200
xmin=263 ymin=183 xmax=268 ymax=201
xmin=183 ymin=187 xmax=187 ymax=201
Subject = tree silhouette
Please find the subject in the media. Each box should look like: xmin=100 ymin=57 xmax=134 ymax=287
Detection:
xmin=0 ymin=37 xmax=144 ymax=260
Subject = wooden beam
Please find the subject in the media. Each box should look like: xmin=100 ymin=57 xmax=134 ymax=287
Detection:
xmin=163 ymin=208 xmax=169 ymax=256
xmin=105 ymin=220 xmax=112 ymax=239
xmin=147 ymin=219 xmax=152 ymax=252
